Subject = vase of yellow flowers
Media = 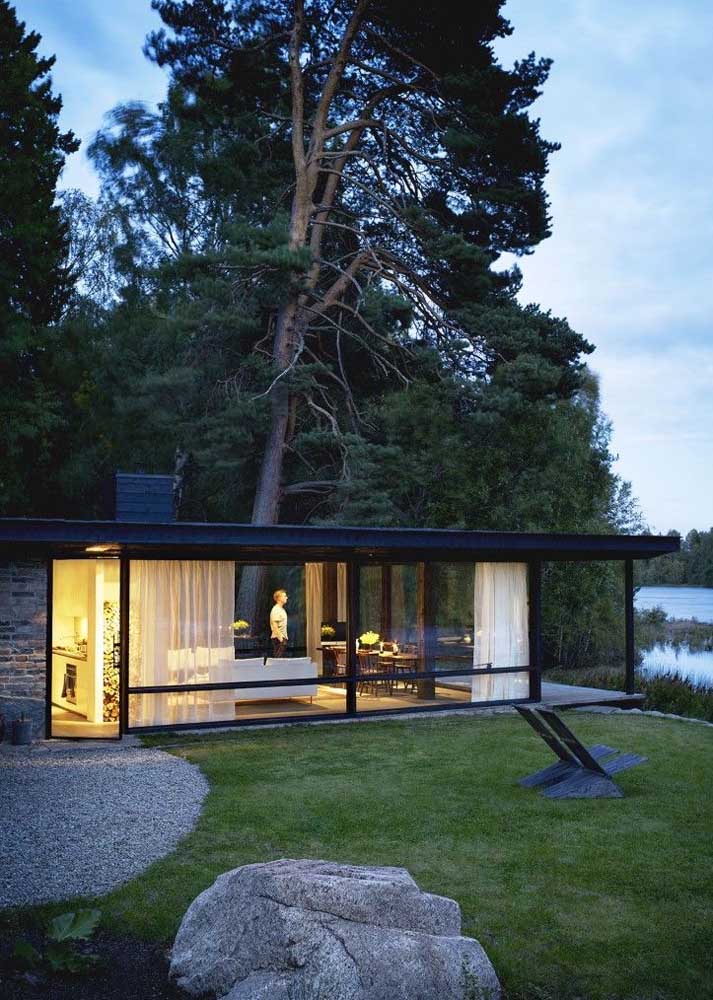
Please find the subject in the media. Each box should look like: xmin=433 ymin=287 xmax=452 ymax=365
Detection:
xmin=233 ymin=619 xmax=254 ymax=653
xmin=358 ymin=630 xmax=380 ymax=651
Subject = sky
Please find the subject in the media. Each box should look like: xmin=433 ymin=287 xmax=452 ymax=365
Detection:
xmin=13 ymin=0 xmax=713 ymax=536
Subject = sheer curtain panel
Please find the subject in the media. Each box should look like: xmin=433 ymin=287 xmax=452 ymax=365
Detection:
xmin=472 ymin=562 xmax=530 ymax=702
xmin=129 ymin=560 xmax=235 ymax=726
xmin=305 ymin=563 xmax=323 ymax=669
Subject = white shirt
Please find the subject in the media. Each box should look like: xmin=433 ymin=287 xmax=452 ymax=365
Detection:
xmin=270 ymin=603 xmax=288 ymax=640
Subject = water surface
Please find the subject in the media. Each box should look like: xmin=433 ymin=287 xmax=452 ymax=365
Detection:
xmin=636 ymin=586 xmax=713 ymax=683
xmin=635 ymin=585 xmax=713 ymax=623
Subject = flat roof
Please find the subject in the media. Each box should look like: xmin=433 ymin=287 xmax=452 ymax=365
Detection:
xmin=0 ymin=518 xmax=680 ymax=562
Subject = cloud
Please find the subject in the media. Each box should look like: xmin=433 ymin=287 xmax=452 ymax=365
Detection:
xmin=496 ymin=0 xmax=713 ymax=530
xmin=15 ymin=0 xmax=166 ymax=196
xmin=592 ymin=345 xmax=713 ymax=532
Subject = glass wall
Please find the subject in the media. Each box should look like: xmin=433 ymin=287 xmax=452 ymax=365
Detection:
xmin=353 ymin=561 xmax=531 ymax=713
xmin=124 ymin=556 xmax=532 ymax=730
xmin=127 ymin=560 xmax=347 ymax=728
xmin=51 ymin=559 xmax=120 ymax=738
xmin=433 ymin=561 xmax=531 ymax=702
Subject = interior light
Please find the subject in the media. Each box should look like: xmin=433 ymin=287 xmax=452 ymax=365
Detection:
xmin=85 ymin=544 xmax=113 ymax=553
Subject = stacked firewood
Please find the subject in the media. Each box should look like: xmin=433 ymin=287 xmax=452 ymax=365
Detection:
xmin=103 ymin=600 xmax=120 ymax=722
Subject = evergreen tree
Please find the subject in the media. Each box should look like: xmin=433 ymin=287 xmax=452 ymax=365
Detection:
xmin=0 ymin=0 xmax=79 ymax=511
xmin=637 ymin=528 xmax=713 ymax=588
xmin=138 ymin=0 xmax=592 ymax=531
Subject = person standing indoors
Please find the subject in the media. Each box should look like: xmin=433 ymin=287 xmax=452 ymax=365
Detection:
xmin=269 ymin=589 xmax=288 ymax=657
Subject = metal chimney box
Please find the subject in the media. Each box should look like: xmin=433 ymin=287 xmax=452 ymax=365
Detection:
xmin=114 ymin=472 xmax=174 ymax=522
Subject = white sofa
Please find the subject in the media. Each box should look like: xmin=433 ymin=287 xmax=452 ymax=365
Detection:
xmin=211 ymin=657 xmax=318 ymax=718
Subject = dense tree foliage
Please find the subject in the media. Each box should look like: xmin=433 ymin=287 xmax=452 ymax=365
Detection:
xmin=0 ymin=0 xmax=650 ymax=670
xmin=0 ymin=0 xmax=79 ymax=510
xmin=637 ymin=529 xmax=713 ymax=588
xmin=132 ymin=0 xmax=595 ymax=530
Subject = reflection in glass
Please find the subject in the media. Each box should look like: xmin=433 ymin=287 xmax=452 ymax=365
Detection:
xmin=355 ymin=561 xmax=531 ymax=712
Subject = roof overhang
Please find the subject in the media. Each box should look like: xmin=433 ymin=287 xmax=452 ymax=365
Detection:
xmin=0 ymin=518 xmax=681 ymax=562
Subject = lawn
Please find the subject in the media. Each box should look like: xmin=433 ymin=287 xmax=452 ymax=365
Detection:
xmin=5 ymin=711 xmax=713 ymax=999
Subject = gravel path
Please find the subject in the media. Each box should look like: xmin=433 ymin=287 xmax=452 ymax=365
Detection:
xmin=0 ymin=742 xmax=209 ymax=909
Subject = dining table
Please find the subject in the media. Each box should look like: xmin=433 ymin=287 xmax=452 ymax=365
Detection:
xmin=358 ymin=650 xmax=420 ymax=693
xmin=318 ymin=645 xmax=420 ymax=691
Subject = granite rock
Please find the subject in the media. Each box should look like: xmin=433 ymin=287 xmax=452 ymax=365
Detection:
xmin=170 ymin=859 xmax=500 ymax=1000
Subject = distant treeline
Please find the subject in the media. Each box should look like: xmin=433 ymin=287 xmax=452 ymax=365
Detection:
xmin=637 ymin=529 xmax=713 ymax=587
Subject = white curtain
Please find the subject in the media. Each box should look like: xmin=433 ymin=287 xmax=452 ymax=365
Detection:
xmin=471 ymin=562 xmax=530 ymax=703
xmin=337 ymin=562 xmax=347 ymax=621
xmin=129 ymin=560 xmax=235 ymax=725
xmin=305 ymin=562 xmax=323 ymax=670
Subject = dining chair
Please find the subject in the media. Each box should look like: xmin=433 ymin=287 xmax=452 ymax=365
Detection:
xmin=399 ymin=644 xmax=419 ymax=694
xmin=357 ymin=651 xmax=393 ymax=697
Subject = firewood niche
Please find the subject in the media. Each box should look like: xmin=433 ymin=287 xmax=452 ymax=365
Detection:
xmin=103 ymin=600 xmax=120 ymax=722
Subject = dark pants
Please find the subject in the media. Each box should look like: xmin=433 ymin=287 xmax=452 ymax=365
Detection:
xmin=271 ymin=638 xmax=286 ymax=658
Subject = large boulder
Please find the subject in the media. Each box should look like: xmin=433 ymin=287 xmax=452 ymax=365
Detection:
xmin=170 ymin=859 xmax=500 ymax=1000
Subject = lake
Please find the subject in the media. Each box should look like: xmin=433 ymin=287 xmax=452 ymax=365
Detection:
xmin=636 ymin=585 xmax=713 ymax=684
xmin=635 ymin=585 xmax=713 ymax=624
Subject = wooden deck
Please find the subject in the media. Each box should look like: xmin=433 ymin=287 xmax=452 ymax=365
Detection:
xmin=539 ymin=682 xmax=644 ymax=709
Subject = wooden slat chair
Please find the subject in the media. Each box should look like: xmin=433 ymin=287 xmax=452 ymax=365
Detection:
xmin=516 ymin=705 xmax=647 ymax=798
xmin=322 ymin=646 xmax=337 ymax=677
xmin=333 ymin=649 xmax=347 ymax=688
xmin=399 ymin=643 xmax=419 ymax=694
xmin=357 ymin=651 xmax=393 ymax=697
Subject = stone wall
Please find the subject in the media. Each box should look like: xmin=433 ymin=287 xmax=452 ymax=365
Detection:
xmin=0 ymin=560 xmax=48 ymax=700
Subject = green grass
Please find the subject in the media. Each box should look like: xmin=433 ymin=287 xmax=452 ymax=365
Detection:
xmin=4 ymin=712 xmax=713 ymax=999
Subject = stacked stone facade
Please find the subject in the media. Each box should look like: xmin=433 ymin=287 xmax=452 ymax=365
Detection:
xmin=0 ymin=560 xmax=47 ymax=699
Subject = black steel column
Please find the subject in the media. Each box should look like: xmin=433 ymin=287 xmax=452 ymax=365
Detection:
xmin=624 ymin=558 xmax=635 ymax=695
xmin=346 ymin=560 xmax=358 ymax=714
xmin=416 ymin=562 xmax=436 ymax=699
xmin=119 ymin=555 xmax=130 ymax=734
xmin=528 ymin=560 xmax=542 ymax=702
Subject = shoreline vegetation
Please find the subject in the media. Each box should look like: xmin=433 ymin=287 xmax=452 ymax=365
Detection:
xmin=635 ymin=606 xmax=713 ymax=653
xmin=635 ymin=529 xmax=713 ymax=588
xmin=546 ymin=607 xmax=713 ymax=723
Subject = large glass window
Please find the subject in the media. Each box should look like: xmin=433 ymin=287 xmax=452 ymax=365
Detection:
xmin=128 ymin=559 xmax=347 ymax=728
xmin=353 ymin=561 xmax=531 ymax=713
xmin=124 ymin=556 xmax=532 ymax=730
xmin=432 ymin=562 xmax=531 ymax=702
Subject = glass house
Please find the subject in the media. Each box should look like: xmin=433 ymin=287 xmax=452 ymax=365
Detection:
xmin=0 ymin=514 xmax=679 ymax=739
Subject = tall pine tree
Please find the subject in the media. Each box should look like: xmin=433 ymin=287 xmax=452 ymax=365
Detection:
xmin=0 ymin=0 xmax=79 ymax=511
xmin=141 ymin=0 xmax=592 ymax=528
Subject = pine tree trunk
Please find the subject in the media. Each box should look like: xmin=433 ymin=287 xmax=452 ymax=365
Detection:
xmin=236 ymin=297 xmax=304 ymax=635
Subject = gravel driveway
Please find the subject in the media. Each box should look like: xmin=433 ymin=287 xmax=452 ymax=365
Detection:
xmin=0 ymin=741 xmax=208 ymax=909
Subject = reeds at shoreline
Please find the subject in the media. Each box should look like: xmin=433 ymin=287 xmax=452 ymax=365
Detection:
xmin=544 ymin=663 xmax=713 ymax=723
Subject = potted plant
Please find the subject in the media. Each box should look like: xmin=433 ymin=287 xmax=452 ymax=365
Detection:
xmin=12 ymin=712 xmax=33 ymax=746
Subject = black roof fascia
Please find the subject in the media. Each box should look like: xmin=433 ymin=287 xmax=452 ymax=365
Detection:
xmin=0 ymin=518 xmax=680 ymax=562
